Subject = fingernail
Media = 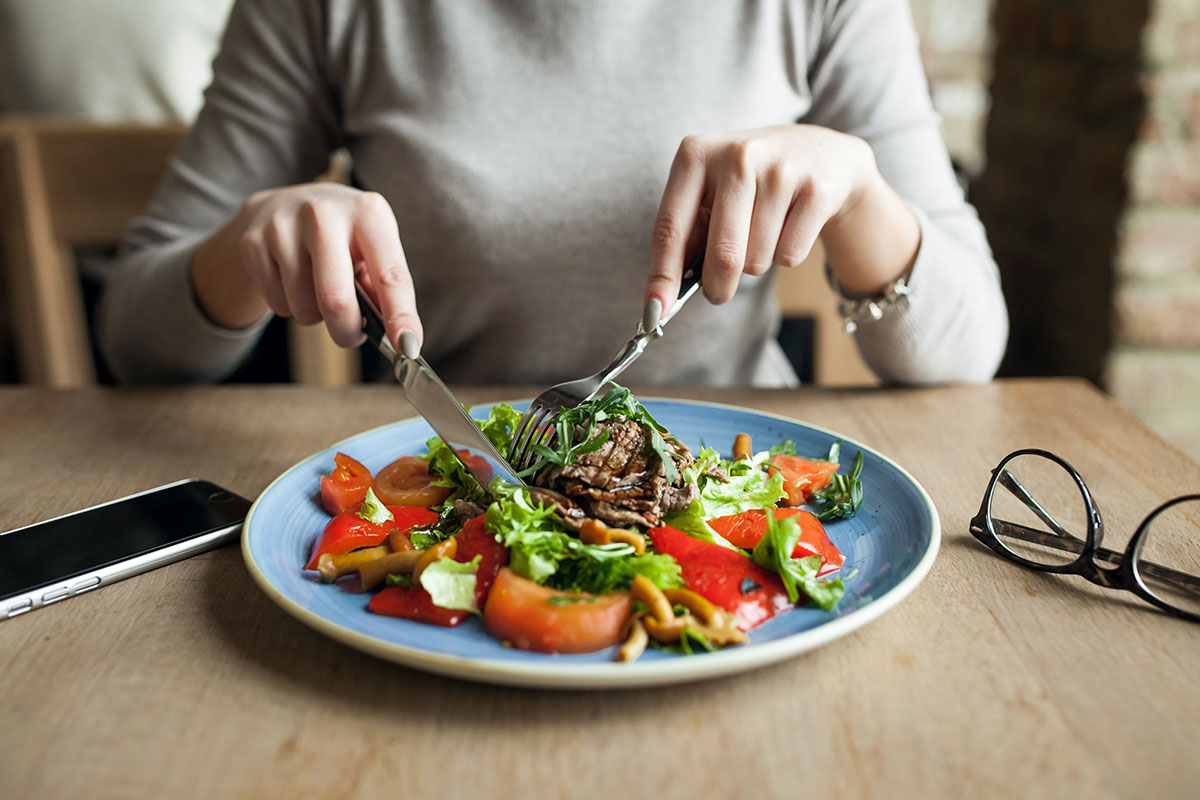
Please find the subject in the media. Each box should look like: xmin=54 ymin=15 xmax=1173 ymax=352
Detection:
xmin=642 ymin=297 xmax=663 ymax=332
xmin=399 ymin=330 xmax=421 ymax=360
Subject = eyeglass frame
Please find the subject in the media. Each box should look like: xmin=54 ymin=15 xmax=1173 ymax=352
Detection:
xmin=968 ymin=448 xmax=1200 ymax=624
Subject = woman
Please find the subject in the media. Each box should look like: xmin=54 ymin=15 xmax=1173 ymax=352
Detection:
xmin=98 ymin=0 xmax=1007 ymax=385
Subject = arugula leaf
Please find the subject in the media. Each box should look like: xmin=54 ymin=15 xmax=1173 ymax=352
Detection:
xmin=515 ymin=384 xmax=680 ymax=483
xmin=418 ymin=555 xmax=481 ymax=613
xmin=751 ymin=509 xmax=844 ymax=610
xmin=356 ymin=488 xmax=393 ymax=525
xmin=811 ymin=449 xmax=864 ymax=521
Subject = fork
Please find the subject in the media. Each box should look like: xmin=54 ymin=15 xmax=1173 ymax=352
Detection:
xmin=507 ymin=249 xmax=705 ymax=474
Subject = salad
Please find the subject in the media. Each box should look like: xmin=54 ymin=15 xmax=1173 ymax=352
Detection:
xmin=302 ymin=386 xmax=863 ymax=661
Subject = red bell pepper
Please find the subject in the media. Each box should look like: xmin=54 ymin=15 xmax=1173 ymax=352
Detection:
xmin=708 ymin=508 xmax=844 ymax=577
xmin=369 ymin=585 xmax=471 ymax=627
xmin=648 ymin=525 xmax=792 ymax=631
xmin=304 ymin=505 xmax=439 ymax=571
xmin=368 ymin=514 xmax=507 ymax=627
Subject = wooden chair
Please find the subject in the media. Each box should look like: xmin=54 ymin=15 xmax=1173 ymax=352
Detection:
xmin=776 ymin=243 xmax=877 ymax=387
xmin=0 ymin=117 xmax=357 ymax=387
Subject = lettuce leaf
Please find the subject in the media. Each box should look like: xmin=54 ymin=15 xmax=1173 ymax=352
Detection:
xmin=425 ymin=403 xmax=522 ymax=508
xmin=751 ymin=509 xmax=844 ymax=610
xmin=664 ymin=446 xmax=788 ymax=548
xmin=484 ymin=484 xmax=684 ymax=594
xmin=356 ymin=487 xmax=393 ymax=525
xmin=418 ymin=555 xmax=481 ymax=613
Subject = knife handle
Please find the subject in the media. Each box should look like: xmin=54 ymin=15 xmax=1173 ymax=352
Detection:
xmin=354 ymin=281 xmax=393 ymax=359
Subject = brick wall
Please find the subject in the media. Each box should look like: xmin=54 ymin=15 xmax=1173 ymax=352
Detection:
xmin=1108 ymin=0 xmax=1200 ymax=459
xmin=971 ymin=0 xmax=1200 ymax=461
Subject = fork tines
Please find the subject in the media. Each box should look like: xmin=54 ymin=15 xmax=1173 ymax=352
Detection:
xmin=508 ymin=403 xmax=560 ymax=475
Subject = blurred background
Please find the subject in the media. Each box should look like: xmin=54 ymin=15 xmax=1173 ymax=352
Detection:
xmin=1 ymin=0 xmax=1197 ymax=460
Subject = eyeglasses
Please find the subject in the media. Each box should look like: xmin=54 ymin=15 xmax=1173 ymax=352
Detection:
xmin=969 ymin=448 xmax=1200 ymax=623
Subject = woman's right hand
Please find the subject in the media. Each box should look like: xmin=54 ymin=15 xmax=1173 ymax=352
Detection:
xmin=190 ymin=182 xmax=421 ymax=352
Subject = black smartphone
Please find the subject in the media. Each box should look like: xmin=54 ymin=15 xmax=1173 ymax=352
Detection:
xmin=0 ymin=479 xmax=252 ymax=620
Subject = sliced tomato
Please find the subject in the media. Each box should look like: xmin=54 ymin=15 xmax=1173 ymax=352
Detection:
xmin=769 ymin=454 xmax=838 ymax=506
xmin=648 ymin=525 xmax=792 ymax=631
xmin=708 ymin=508 xmax=844 ymax=577
xmin=319 ymin=452 xmax=374 ymax=515
xmin=303 ymin=505 xmax=439 ymax=570
xmin=483 ymin=568 xmax=632 ymax=654
xmin=369 ymin=585 xmax=470 ymax=627
xmin=373 ymin=455 xmax=453 ymax=507
xmin=454 ymin=514 xmax=508 ymax=607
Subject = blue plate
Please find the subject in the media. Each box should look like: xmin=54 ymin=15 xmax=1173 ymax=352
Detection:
xmin=242 ymin=398 xmax=939 ymax=688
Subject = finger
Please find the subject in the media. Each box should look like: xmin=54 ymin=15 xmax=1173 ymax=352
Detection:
xmin=744 ymin=163 xmax=793 ymax=276
xmin=265 ymin=216 xmax=322 ymax=325
xmin=351 ymin=192 xmax=422 ymax=349
xmin=702 ymin=161 xmax=756 ymax=304
xmin=774 ymin=180 xmax=829 ymax=270
xmin=646 ymin=137 xmax=709 ymax=315
xmin=300 ymin=202 xmax=365 ymax=348
xmin=238 ymin=228 xmax=289 ymax=317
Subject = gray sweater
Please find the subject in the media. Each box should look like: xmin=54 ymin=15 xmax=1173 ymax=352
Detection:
xmin=98 ymin=0 xmax=1008 ymax=385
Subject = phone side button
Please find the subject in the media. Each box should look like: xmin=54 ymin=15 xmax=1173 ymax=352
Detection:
xmin=72 ymin=577 xmax=101 ymax=594
xmin=7 ymin=599 xmax=33 ymax=618
xmin=42 ymin=587 xmax=70 ymax=604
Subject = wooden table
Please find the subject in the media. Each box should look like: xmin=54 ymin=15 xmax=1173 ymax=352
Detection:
xmin=1 ymin=379 xmax=1196 ymax=798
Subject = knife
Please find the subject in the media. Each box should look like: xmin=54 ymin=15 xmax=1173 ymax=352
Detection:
xmin=354 ymin=283 xmax=526 ymax=493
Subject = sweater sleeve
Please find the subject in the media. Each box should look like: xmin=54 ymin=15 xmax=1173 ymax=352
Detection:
xmin=803 ymin=0 xmax=1008 ymax=384
xmin=96 ymin=0 xmax=340 ymax=383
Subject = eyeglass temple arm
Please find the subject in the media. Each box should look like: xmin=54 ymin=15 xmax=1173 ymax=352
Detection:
xmin=991 ymin=518 xmax=1200 ymax=593
xmin=998 ymin=470 xmax=1084 ymax=545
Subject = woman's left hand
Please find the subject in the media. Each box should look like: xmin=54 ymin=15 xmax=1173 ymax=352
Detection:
xmin=644 ymin=124 xmax=918 ymax=314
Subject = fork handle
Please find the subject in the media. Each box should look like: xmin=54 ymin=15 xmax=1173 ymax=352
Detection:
xmin=677 ymin=247 xmax=705 ymax=299
xmin=657 ymin=248 xmax=706 ymax=330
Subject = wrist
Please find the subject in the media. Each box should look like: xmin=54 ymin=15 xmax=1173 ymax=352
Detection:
xmin=189 ymin=214 xmax=270 ymax=330
xmin=822 ymin=151 xmax=920 ymax=297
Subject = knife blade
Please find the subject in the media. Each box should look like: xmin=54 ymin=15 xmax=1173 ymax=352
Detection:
xmin=354 ymin=283 xmax=526 ymax=492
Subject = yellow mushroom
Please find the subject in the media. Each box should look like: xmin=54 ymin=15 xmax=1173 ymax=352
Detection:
xmin=733 ymin=433 xmax=753 ymax=462
xmin=616 ymin=613 xmax=649 ymax=662
xmin=579 ymin=519 xmax=646 ymax=555
xmin=316 ymin=546 xmax=389 ymax=583
xmin=357 ymin=550 xmax=423 ymax=591
xmin=412 ymin=537 xmax=458 ymax=586
xmin=630 ymin=574 xmax=674 ymax=624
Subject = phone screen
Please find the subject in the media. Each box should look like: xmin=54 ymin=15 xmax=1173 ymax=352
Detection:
xmin=0 ymin=480 xmax=251 ymax=600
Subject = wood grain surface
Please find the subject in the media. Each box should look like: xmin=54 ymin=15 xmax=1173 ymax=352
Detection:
xmin=1 ymin=380 xmax=1196 ymax=799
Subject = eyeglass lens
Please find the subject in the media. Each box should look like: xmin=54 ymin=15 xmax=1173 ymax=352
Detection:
xmin=1135 ymin=498 xmax=1200 ymax=616
xmin=989 ymin=453 xmax=1089 ymax=568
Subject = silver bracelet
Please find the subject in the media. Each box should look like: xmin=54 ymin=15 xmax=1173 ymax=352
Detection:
xmin=828 ymin=267 xmax=913 ymax=334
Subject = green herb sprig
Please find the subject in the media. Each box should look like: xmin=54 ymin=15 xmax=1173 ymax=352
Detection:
xmin=811 ymin=448 xmax=864 ymax=521
xmin=518 ymin=385 xmax=681 ymax=483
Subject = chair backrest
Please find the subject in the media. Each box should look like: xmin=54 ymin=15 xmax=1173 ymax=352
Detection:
xmin=0 ymin=117 xmax=359 ymax=387
xmin=776 ymin=243 xmax=877 ymax=387
xmin=0 ymin=118 xmax=186 ymax=386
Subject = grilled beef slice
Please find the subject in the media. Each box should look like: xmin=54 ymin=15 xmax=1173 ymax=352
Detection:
xmin=536 ymin=418 xmax=708 ymax=528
